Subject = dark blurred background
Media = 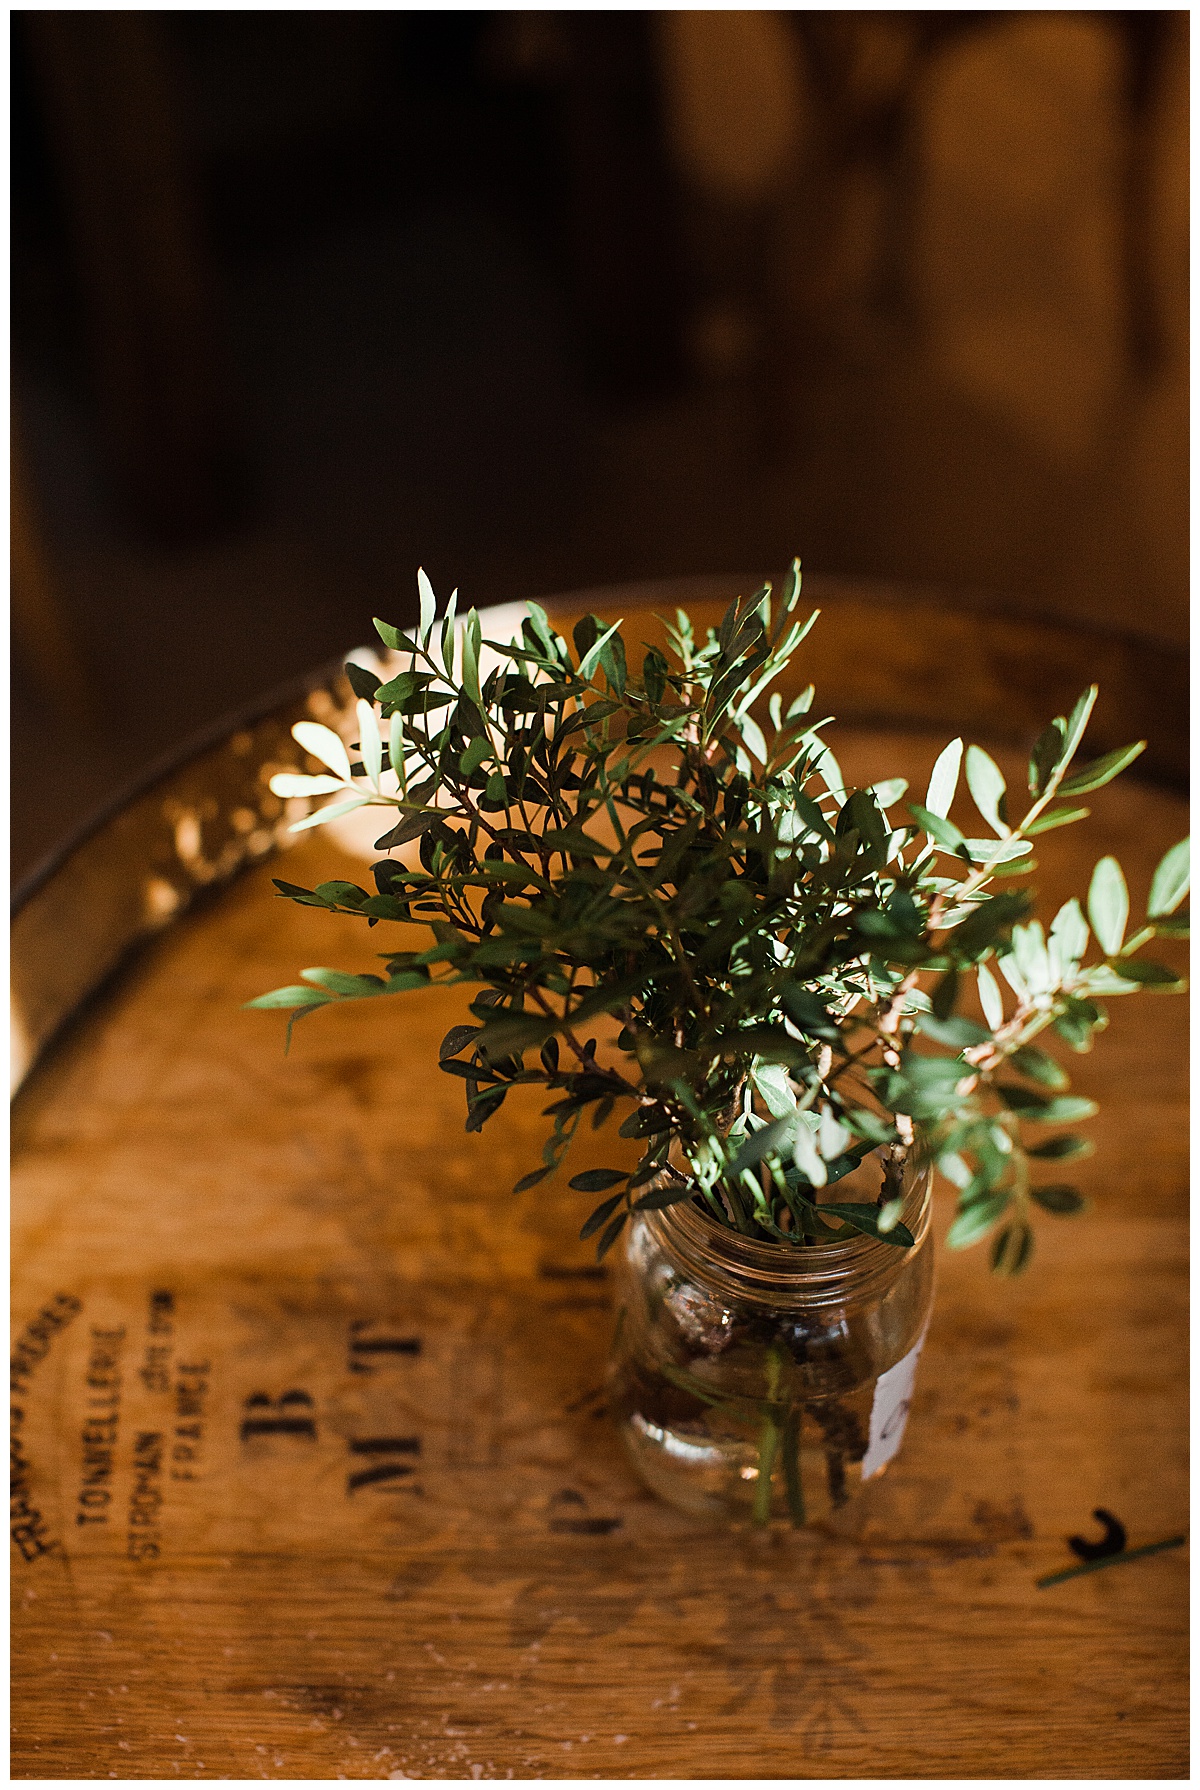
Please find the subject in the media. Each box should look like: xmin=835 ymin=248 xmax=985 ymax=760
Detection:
xmin=11 ymin=10 xmax=1188 ymax=879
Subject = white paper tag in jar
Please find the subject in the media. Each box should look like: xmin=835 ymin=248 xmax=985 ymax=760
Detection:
xmin=862 ymin=1324 xmax=929 ymax=1480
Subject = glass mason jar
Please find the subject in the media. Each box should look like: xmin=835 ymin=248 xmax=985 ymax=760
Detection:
xmin=607 ymin=1155 xmax=934 ymax=1526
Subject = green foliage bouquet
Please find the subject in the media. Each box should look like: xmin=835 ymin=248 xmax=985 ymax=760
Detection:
xmin=253 ymin=565 xmax=1188 ymax=1278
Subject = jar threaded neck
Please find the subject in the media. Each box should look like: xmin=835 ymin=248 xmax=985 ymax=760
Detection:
xmin=640 ymin=1164 xmax=932 ymax=1310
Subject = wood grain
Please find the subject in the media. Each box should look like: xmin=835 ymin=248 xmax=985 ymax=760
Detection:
xmin=12 ymin=703 xmax=1188 ymax=1777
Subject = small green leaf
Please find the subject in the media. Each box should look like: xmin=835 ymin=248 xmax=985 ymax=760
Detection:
xmin=821 ymin=1142 xmax=876 ymax=1187
xmin=1048 ymin=898 xmax=1089 ymax=979
xmin=736 ymin=712 xmax=769 ymax=766
xmin=1083 ymin=964 xmax=1149 ymax=995
xmin=475 ymin=1013 xmax=552 ymax=1054
xmin=838 ymin=787 xmax=887 ymax=863
xmin=1108 ymin=958 xmax=1184 ymax=986
xmin=291 ymin=720 xmax=352 ymax=784
xmin=792 ymin=1120 xmax=827 ymax=1188
xmin=269 ymin=772 xmax=347 ymax=798
xmin=558 ymin=699 xmax=623 ymax=739
xmin=946 ymin=1192 xmax=1009 ymax=1249
xmin=374 ymin=616 xmax=417 ymax=652
xmin=460 ymin=735 xmax=490 ymax=776
xmin=632 ymin=1182 xmax=696 ymax=1212
xmin=389 ymin=709 xmax=406 ymax=791
xmin=301 ymin=967 xmax=386 ymax=996
xmin=1024 ymin=806 xmax=1090 ymax=836
xmin=1028 ymin=1134 xmax=1094 ymax=1161
xmin=780 ymin=557 xmax=801 ymax=619
xmin=995 ymin=857 xmax=1040 ymax=881
xmin=357 ymin=698 xmax=382 ymax=788
xmin=435 ymin=586 xmax=458 ymax=675
xmin=990 ymin=1221 xmax=1034 ymax=1276
xmin=1058 ymin=740 xmax=1146 ymax=795
xmin=1153 ymin=912 xmax=1190 ymax=937
xmin=1088 ymin=856 xmax=1129 ymax=956
xmin=793 ymin=794 xmax=835 ymax=842
xmin=345 ymin=661 xmax=382 ymax=702
xmin=962 ymin=837 xmax=1031 ymax=864
xmin=313 ymin=881 xmax=366 ymax=906
xmin=578 ymin=618 xmax=625 ymax=682
xmin=1121 ymin=925 xmax=1156 ymax=957
xmin=1010 ymin=920 xmax=1052 ymax=995
xmin=1031 ymin=1184 xmax=1086 ymax=1214
xmin=996 ymin=949 xmax=1029 ymax=1004
xmin=846 ymin=1109 xmax=898 ymax=1146
xmin=814 ymin=743 xmax=845 ymax=804
xmin=817 ymin=1202 xmax=914 ymax=1247
xmin=384 ymin=971 xmax=430 ymax=994
xmin=751 ymin=1062 xmax=797 ymax=1118
xmin=930 ymin=968 xmax=959 ymax=1021
xmin=1028 ymin=719 xmax=1065 ymax=796
xmin=900 ymin=1051 xmax=966 ymax=1090
xmin=908 ymin=804 xmax=971 ymax=858
xmin=595 ymin=1211 xmax=629 ymax=1261
xmin=966 ymin=745 xmax=1008 ymax=836
xmin=642 ymin=646 xmax=668 ymax=702
xmin=1008 ymin=1045 xmax=1069 ymax=1090
xmin=477 ymin=861 xmax=545 ymax=886
xmin=729 ymin=1113 xmax=796 ymax=1177
xmin=938 ymin=1151 xmax=971 ymax=1189
xmin=373 ymin=809 xmax=439 ymax=850
xmin=1053 ymin=993 xmax=1107 ymax=1052
xmin=951 ymin=891 xmax=1032 ymax=956
xmin=996 ymin=1088 xmax=1098 ymax=1123
xmin=925 ymin=737 xmax=963 ymax=819
xmin=288 ymin=794 xmax=370 ymax=833
xmin=917 ymin=1014 xmax=990 ymax=1048
xmin=976 ymin=963 xmax=1004 ymax=1031
xmin=599 ymin=627 xmax=627 ymax=695
xmin=461 ymin=609 xmax=484 ymax=706
xmin=1148 ymin=838 xmax=1190 ymax=918
xmin=1060 ymin=686 xmax=1098 ymax=768
xmin=578 ymin=1193 xmax=624 ymax=1239
xmin=817 ymin=1105 xmax=850 ymax=1160
xmin=877 ymin=1196 xmax=905 ymax=1234
xmin=418 ymin=567 xmax=437 ymax=642
xmin=244 ymin=985 xmax=331 ymax=1011
xmin=569 ymin=1169 xmax=629 ymax=1193
xmin=618 ymin=1106 xmax=666 ymax=1140
xmin=513 ymin=1167 xmax=552 ymax=1194
xmin=374 ymin=669 xmax=434 ymax=709
xmin=780 ymin=986 xmax=840 ymax=1041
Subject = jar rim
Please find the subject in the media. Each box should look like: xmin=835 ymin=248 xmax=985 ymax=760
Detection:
xmin=641 ymin=1157 xmax=933 ymax=1308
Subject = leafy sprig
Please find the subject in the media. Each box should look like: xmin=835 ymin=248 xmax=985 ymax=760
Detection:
xmin=250 ymin=565 xmax=1188 ymax=1274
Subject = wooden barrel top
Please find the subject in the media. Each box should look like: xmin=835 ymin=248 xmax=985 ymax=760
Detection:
xmin=11 ymin=581 xmax=1188 ymax=1778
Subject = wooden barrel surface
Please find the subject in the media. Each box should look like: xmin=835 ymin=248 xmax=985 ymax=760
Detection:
xmin=12 ymin=581 xmax=1188 ymax=1779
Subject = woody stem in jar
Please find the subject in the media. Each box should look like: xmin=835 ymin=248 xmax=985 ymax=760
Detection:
xmin=752 ymin=1342 xmax=788 ymax=1526
xmin=781 ymin=1405 xmax=805 ymax=1527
